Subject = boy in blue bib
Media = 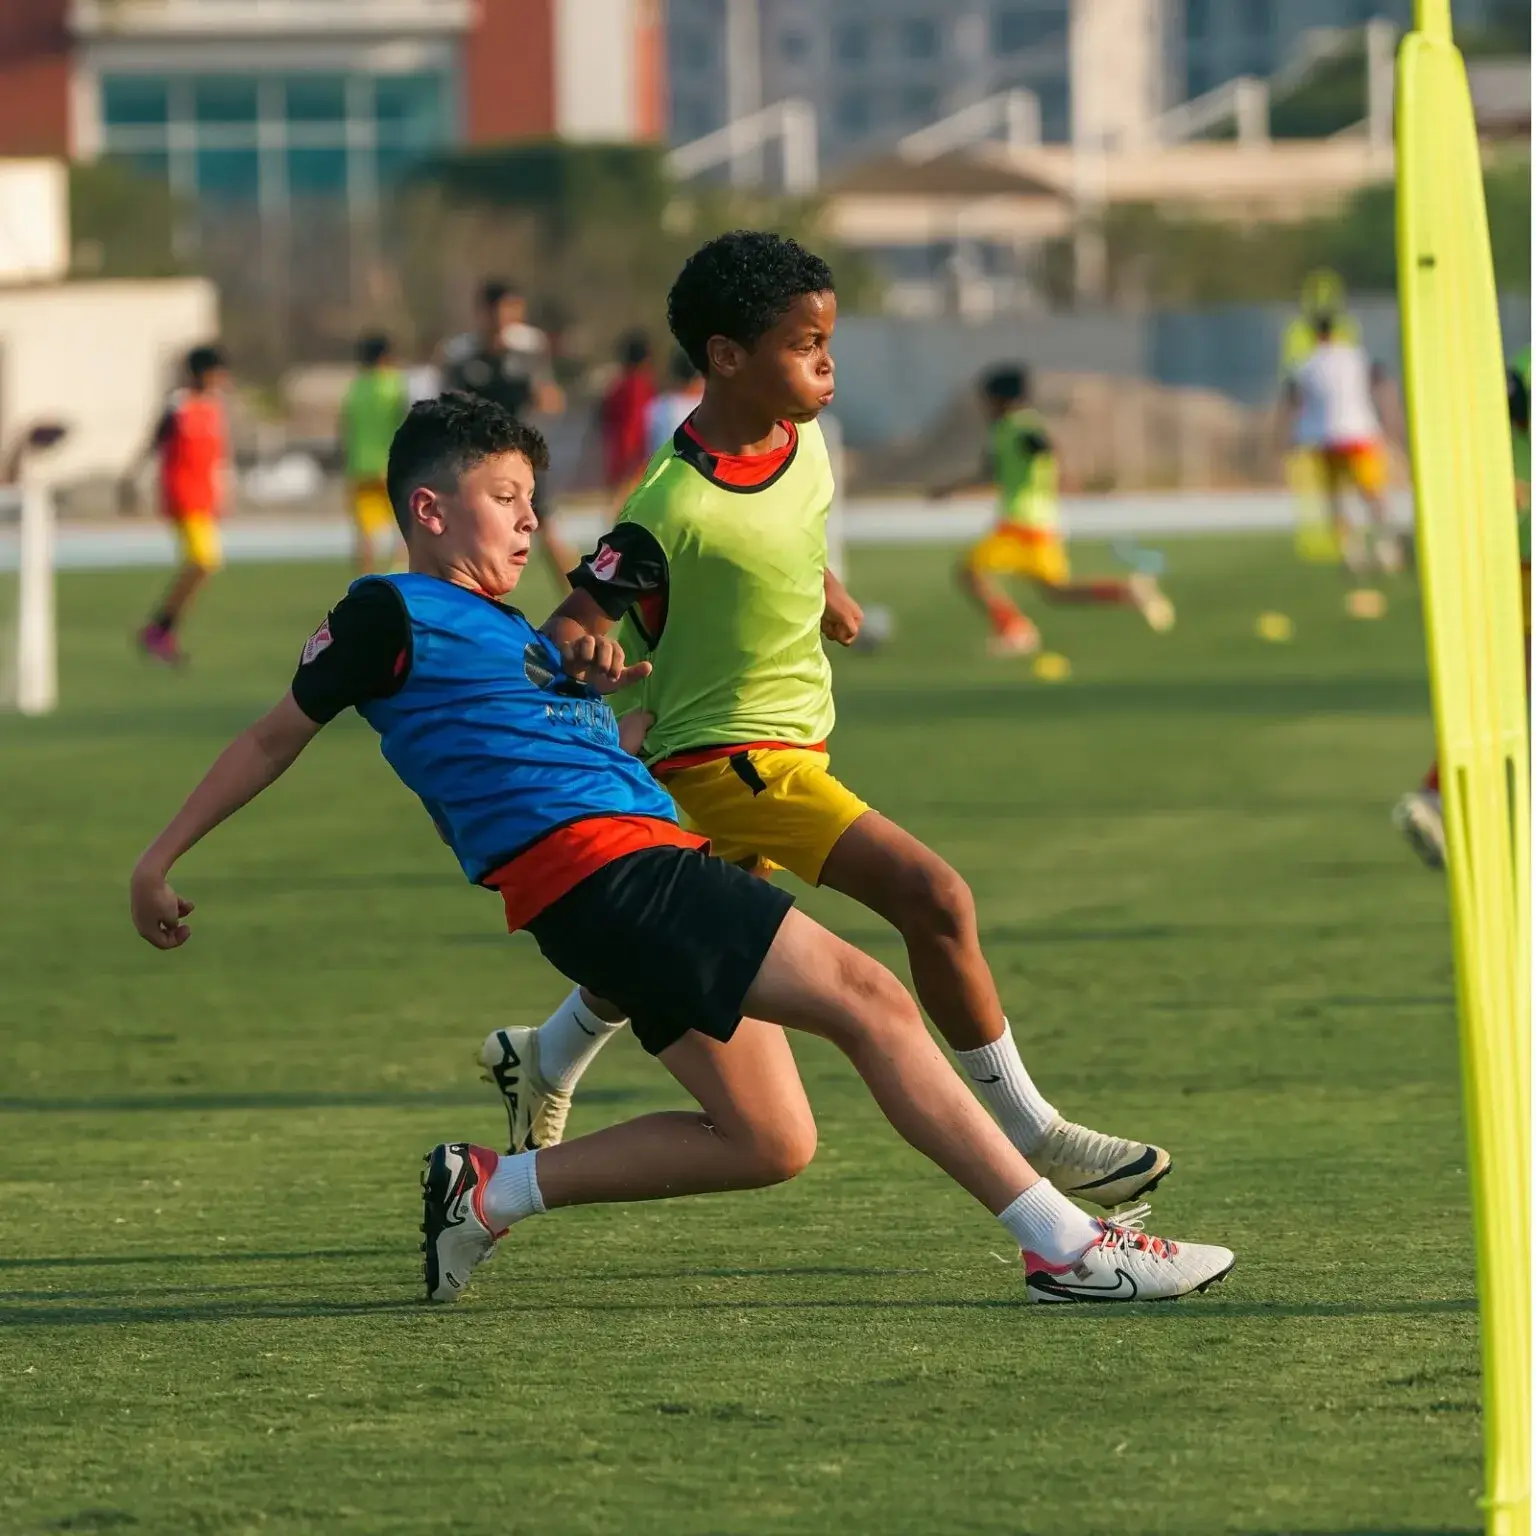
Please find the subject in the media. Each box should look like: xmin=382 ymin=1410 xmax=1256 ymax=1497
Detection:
xmin=129 ymin=392 xmax=1234 ymax=1309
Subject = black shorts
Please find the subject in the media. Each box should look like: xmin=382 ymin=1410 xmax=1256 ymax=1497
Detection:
xmin=525 ymin=845 xmax=794 ymax=1056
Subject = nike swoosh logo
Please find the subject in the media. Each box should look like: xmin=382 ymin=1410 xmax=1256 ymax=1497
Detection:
xmin=1036 ymin=1266 xmax=1139 ymax=1302
xmin=571 ymin=1010 xmax=598 ymax=1038
xmin=1074 ymin=1145 xmax=1159 ymax=1192
xmin=970 ymin=1073 xmax=1002 ymax=1084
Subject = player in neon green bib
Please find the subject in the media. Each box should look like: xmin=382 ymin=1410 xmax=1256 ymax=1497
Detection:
xmin=606 ymin=411 xmax=838 ymax=765
xmin=341 ymin=333 xmax=410 ymax=573
xmin=934 ymin=365 xmax=1173 ymax=655
xmin=478 ymin=232 xmax=1174 ymax=1216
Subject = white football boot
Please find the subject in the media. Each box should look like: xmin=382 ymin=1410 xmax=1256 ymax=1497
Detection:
xmin=421 ymin=1142 xmax=502 ymax=1303
xmin=477 ymin=1025 xmax=571 ymax=1153
xmin=1024 ymin=1204 xmax=1234 ymax=1304
xmin=1029 ymin=1116 xmax=1172 ymax=1209
xmin=1392 ymin=789 xmax=1445 ymax=870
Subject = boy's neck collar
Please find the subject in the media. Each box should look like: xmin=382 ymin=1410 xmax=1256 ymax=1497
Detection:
xmin=688 ymin=393 xmax=791 ymax=456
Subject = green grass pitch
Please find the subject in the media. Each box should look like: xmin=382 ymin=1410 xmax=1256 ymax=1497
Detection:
xmin=0 ymin=539 xmax=1481 ymax=1534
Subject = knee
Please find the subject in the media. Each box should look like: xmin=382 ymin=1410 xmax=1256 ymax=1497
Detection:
xmin=888 ymin=856 xmax=976 ymax=944
xmin=832 ymin=948 xmax=927 ymax=1050
xmin=738 ymin=1110 xmax=818 ymax=1187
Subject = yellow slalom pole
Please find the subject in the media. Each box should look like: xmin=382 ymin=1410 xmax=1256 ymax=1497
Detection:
xmin=1397 ymin=3 xmax=1531 ymax=1532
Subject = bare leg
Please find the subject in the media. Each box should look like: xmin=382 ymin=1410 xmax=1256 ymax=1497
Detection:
xmin=741 ymin=909 xmax=1037 ymax=1214
xmin=578 ymin=989 xmax=627 ymax=1023
xmin=353 ymin=521 xmax=376 ymax=577
xmin=526 ymin=911 xmax=1033 ymax=1218
xmin=819 ymin=810 xmax=1004 ymax=1052
xmin=958 ymin=561 xmax=1035 ymax=646
xmin=534 ymin=1016 xmax=815 ymax=1207
xmin=151 ymin=562 xmax=209 ymax=629
xmin=1037 ymin=576 xmax=1133 ymax=605
xmin=538 ymin=513 xmax=579 ymax=594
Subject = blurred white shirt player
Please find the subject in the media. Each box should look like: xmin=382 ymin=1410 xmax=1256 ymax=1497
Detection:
xmin=1282 ymin=316 xmax=1402 ymax=595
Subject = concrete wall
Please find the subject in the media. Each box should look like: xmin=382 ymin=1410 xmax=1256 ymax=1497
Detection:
xmin=0 ymin=278 xmax=219 ymax=485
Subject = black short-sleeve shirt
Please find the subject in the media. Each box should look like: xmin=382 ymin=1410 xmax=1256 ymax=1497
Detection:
xmin=289 ymin=580 xmax=413 ymax=723
xmin=566 ymin=523 xmax=671 ymax=643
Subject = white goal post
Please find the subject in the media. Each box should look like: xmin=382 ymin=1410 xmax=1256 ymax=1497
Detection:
xmin=0 ymin=480 xmax=57 ymax=716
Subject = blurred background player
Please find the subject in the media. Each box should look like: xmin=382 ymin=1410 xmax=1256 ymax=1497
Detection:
xmin=1393 ymin=348 xmax=1532 ymax=865
xmin=440 ymin=277 xmax=575 ymax=584
xmin=645 ymin=348 xmax=706 ymax=458
xmin=1281 ymin=270 xmax=1364 ymax=563
xmin=124 ymin=343 xmax=232 ymax=665
xmin=340 ymin=332 xmax=409 ymax=575
xmin=1279 ymin=314 xmax=1402 ymax=616
xmin=932 ymin=364 xmax=1173 ymax=656
xmin=599 ymin=329 xmax=656 ymax=506
xmin=1393 ymin=347 xmax=1532 ymax=868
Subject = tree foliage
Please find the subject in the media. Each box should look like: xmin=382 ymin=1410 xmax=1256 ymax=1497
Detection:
xmin=68 ymin=159 xmax=183 ymax=280
xmin=1054 ymin=155 xmax=1530 ymax=307
xmin=389 ymin=141 xmax=883 ymax=371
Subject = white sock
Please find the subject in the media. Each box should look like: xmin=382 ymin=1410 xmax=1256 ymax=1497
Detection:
xmin=954 ymin=1022 xmax=1058 ymax=1155
xmin=536 ymin=988 xmax=627 ymax=1091
xmin=997 ymin=1180 xmax=1100 ymax=1266
xmin=483 ymin=1149 xmax=546 ymax=1233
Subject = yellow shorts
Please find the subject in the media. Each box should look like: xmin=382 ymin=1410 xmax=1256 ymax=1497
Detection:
xmin=171 ymin=512 xmax=222 ymax=572
xmin=656 ymin=746 xmax=870 ymax=885
xmin=964 ymin=524 xmax=1069 ymax=585
xmin=1316 ymin=443 xmax=1388 ymax=497
xmin=350 ymin=479 xmax=396 ymax=539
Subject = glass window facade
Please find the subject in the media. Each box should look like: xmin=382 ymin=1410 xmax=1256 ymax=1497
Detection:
xmin=100 ymin=69 xmax=454 ymax=209
xmin=992 ymin=4 xmax=1067 ymax=55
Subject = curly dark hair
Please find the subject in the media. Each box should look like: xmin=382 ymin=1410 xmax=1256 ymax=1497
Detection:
xmin=667 ymin=231 xmax=835 ymax=372
xmin=386 ymin=392 xmax=548 ymax=537
xmin=980 ymin=364 xmax=1029 ymax=404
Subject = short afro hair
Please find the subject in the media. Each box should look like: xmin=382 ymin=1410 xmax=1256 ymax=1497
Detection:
xmin=356 ymin=331 xmax=392 ymax=367
xmin=667 ymin=231 xmax=834 ymax=373
xmin=980 ymin=364 xmax=1029 ymax=405
xmin=186 ymin=343 xmax=228 ymax=382
xmin=386 ymin=392 xmax=548 ymax=538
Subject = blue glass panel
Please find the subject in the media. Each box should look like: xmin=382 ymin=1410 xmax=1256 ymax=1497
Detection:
xmin=375 ymin=142 xmax=433 ymax=187
xmin=102 ymin=75 xmax=168 ymax=128
xmin=191 ymin=75 xmax=259 ymax=126
xmin=284 ymin=74 xmax=349 ymax=125
xmin=286 ymin=146 xmax=349 ymax=198
xmin=195 ymin=146 xmax=260 ymax=201
xmin=374 ymin=73 xmax=447 ymax=145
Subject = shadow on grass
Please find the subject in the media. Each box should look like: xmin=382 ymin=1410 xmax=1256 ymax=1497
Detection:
xmin=0 ymin=1244 xmax=401 ymax=1272
xmin=190 ymin=869 xmax=464 ymax=894
xmin=823 ymin=918 xmax=1450 ymax=949
xmin=1 ymin=1296 xmax=421 ymax=1326
xmin=0 ymin=1292 xmax=1477 ymax=1330
xmin=0 ymin=1086 xmax=641 ymax=1114
xmin=838 ymin=674 xmax=1430 ymax=725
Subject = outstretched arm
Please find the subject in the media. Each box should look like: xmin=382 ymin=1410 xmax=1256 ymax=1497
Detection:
xmin=130 ymin=693 xmax=322 ymax=948
xmin=543 ymin=585 xmax=619 ymax=650
xmin=822 ymin=567 xmax=863 ymax=646
xmin=542 ymin=522 xmax=670 ymax=654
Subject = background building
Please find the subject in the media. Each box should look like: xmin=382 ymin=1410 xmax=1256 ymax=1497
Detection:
xmin=1 ymin=0 xmax=665 ymax=218
xmin=665 ymin=0 xmax=1511 ymax=168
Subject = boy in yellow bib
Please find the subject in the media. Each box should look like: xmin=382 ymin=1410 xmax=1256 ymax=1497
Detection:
xmin=477 ymin=233 xmax=1172 ymax=1213
xmin=934 ymin=365 xmax=1174 ymax=656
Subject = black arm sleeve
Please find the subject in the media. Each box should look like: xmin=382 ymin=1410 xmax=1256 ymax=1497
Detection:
xmin=566 ymin=522 xmax=670 ymax=621
xmin=1018 ymin=426 xmax=1052 ymax=457
xmin=290 ymin=580 xmax=411 ymax=724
